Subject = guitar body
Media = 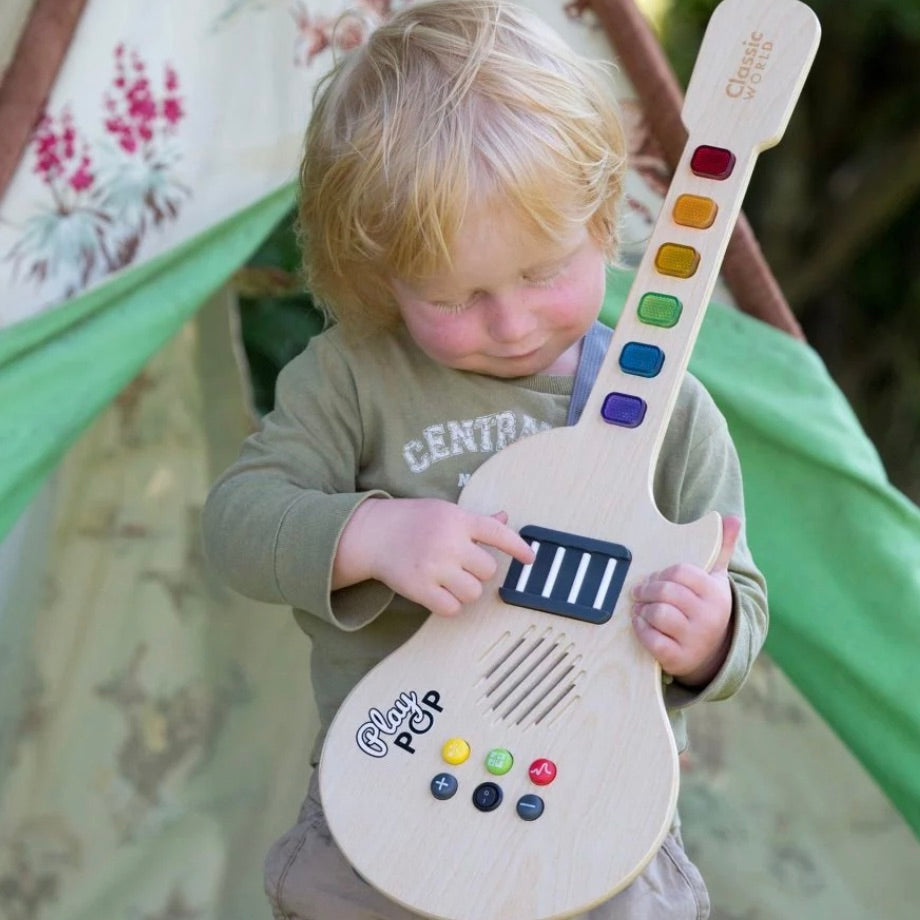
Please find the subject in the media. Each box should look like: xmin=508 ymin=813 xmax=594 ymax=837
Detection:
xmin=319 ymin=1 xmax=819 ymax=917
xmin=320 ymin=425 xmax=721 ymax=920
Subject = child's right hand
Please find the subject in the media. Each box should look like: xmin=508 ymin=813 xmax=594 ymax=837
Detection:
xmin=333 ymin=497 xmax=535 ymax=617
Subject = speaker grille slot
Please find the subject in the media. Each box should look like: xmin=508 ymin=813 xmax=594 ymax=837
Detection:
xmin=479 ymin=627 xmax=583 ymax=727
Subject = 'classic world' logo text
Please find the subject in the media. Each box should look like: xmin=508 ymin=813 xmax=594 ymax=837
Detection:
xmin=726 ymin=32 xmax=774 ymax=99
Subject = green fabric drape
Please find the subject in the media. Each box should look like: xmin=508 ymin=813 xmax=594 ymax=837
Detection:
xmin=601 ymin=272 xmax=920 ymax=837
xmin=1 ymin=202 xmax=917 ymax=841
xmin=0 ymin=183 xmax=296 ymax=543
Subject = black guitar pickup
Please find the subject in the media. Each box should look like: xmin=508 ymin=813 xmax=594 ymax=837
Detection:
xmin=499 ymin=526 xmax=632 ymax=625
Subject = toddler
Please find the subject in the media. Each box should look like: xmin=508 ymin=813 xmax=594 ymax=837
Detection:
xmin=202 ymin=1 xmax=768 ymax=917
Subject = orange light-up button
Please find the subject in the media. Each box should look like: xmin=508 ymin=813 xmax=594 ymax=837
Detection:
xmin=442 ymin=738 xmax=471 ymax=765
xmin=655 ymin=243 xmax=700 ymax=279
xmin=673 ymin=194 xmax=718 ymax=229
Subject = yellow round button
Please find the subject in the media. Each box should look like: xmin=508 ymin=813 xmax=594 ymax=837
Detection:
xmin=442 ymin=738 xmax=471 ymax=765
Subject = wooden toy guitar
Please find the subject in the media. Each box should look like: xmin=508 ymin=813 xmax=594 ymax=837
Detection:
xmin=320 ymin=1 xmax=819 ymax=917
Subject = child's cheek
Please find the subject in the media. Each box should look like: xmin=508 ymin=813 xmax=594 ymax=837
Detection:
xmin=408 ymin=313 xmax=478 ymax=365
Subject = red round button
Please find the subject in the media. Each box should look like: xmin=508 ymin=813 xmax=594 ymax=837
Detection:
xmin=528 ymin=758 xmax=557 ymax=786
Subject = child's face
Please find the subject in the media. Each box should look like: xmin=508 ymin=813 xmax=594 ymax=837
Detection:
xmin=390 ymin=204 xmax=606 ymax=378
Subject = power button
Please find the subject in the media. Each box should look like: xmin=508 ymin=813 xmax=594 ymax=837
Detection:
xmin=471 ymin=782 xmax=503 ymax=813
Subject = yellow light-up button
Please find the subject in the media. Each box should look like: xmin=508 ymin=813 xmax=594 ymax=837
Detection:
xmin=655 ymin=243 xmax=700 ymax=279
xmin=442 ymin=738 xmax=471 ymax=765
xmin=673 ymin=194 xmax=718 ymax=229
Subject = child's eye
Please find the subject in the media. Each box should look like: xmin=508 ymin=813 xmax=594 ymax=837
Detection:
xmin=523 ymin=266 xmax=564 ymax=288
xmin=432 ymin=292 xmax=480 ymax=313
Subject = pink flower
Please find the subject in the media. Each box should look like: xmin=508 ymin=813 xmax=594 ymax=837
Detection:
xmin=70 ymin=164 xmax=94 ymax=191
xmin=103 ymin=46 xmax=185 ymax=152
xmin=162 ymin=97 xmax=183 ymax=125
xmin=30 ymin=108 xmax=95 ymax=195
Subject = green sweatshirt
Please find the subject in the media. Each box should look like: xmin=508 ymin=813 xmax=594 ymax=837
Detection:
xmin=202 ymin=321 xmax=767 ymax=763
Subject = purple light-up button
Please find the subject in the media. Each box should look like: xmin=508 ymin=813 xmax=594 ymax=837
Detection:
xmin=601 ymin=393 xmax=647 ymax=428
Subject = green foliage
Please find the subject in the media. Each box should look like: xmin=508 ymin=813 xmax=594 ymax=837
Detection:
xmin=244 ymin=205 xmax=303 ymax=274
xmin=237 ymin=208 xmax=326 ymax=415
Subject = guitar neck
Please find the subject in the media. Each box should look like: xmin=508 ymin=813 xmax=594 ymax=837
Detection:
xmin=578 ymin=0 xmax=820 ymax=476
xmin=579 ymin=139 xmax=756 ymax=442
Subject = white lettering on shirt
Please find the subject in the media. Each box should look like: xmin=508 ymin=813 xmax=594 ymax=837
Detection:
xmin=402 ymin=411 xmax=551 ymax=475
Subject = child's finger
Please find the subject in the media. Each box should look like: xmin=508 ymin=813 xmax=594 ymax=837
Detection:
xmin=632 ymin=600 xmax=686 ymax=638
xmin=631 ymin=578 xmax=696 ymax=613
xmin=711 ymin=514 xmax=742 ymax=574
xmin=632 ymin=611 xmax=682 ymax=664
xmin=476 ymin=512 xmax=536 ymax=563
xmin=425 ymin=585 xmax=464 ymax=618
xmin=462 ymin=545 xmax=499 ymax=582
xmin=442 ymin=569 xmax=486 ymax=606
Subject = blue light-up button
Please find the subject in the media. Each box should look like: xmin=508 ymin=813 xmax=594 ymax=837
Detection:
xmin=619 ymin=342 xmax=664 ymax=378
xmin=601 ymin=393 xmax=646 ymax=428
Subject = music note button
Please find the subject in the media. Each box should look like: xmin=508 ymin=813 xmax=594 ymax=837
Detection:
xmin=528 ymin=758 xmax=557 ymax=786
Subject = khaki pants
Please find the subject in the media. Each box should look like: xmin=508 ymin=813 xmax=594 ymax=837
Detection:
xmin=265 ymin=773 xmax=710 ymax=920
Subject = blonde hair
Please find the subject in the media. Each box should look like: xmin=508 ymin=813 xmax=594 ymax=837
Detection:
xmin=299 ymin=0 xmax=627 ymax=334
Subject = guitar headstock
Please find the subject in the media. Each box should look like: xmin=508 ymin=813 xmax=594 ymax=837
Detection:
xmin=683 ymin=0 xmax=820 ymax=151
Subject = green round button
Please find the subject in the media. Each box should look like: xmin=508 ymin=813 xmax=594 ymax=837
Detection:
xmin=485 ymin=748 xmax=513 ymax=775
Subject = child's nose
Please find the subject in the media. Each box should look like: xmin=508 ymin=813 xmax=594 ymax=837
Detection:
xmin=487 ymin=293 xmax=534 ymax=342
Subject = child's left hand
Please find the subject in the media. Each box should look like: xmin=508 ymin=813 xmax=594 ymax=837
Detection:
xmin=630 ymin=515 xmax=741 ymax=688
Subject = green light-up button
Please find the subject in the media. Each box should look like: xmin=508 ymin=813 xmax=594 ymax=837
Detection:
xmin=637 ymin=292 xmax=682 ymax=328
xmin=655 ymin=243 xmax=700 ymax=278
xmin=485 ymin=748 xmax=514 ymax=775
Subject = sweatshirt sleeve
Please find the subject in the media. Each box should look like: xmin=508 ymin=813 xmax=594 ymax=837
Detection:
xmin=654 ymin=378 xmax=769 ymax=710
xmin=201 ymin=333 xmax=394 ymax=630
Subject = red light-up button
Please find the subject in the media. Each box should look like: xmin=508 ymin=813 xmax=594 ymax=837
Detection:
xmin=690 ymin=145 xmax=736 ymax=180
xmin=529 ymin=758 xmax=557 ymax=786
